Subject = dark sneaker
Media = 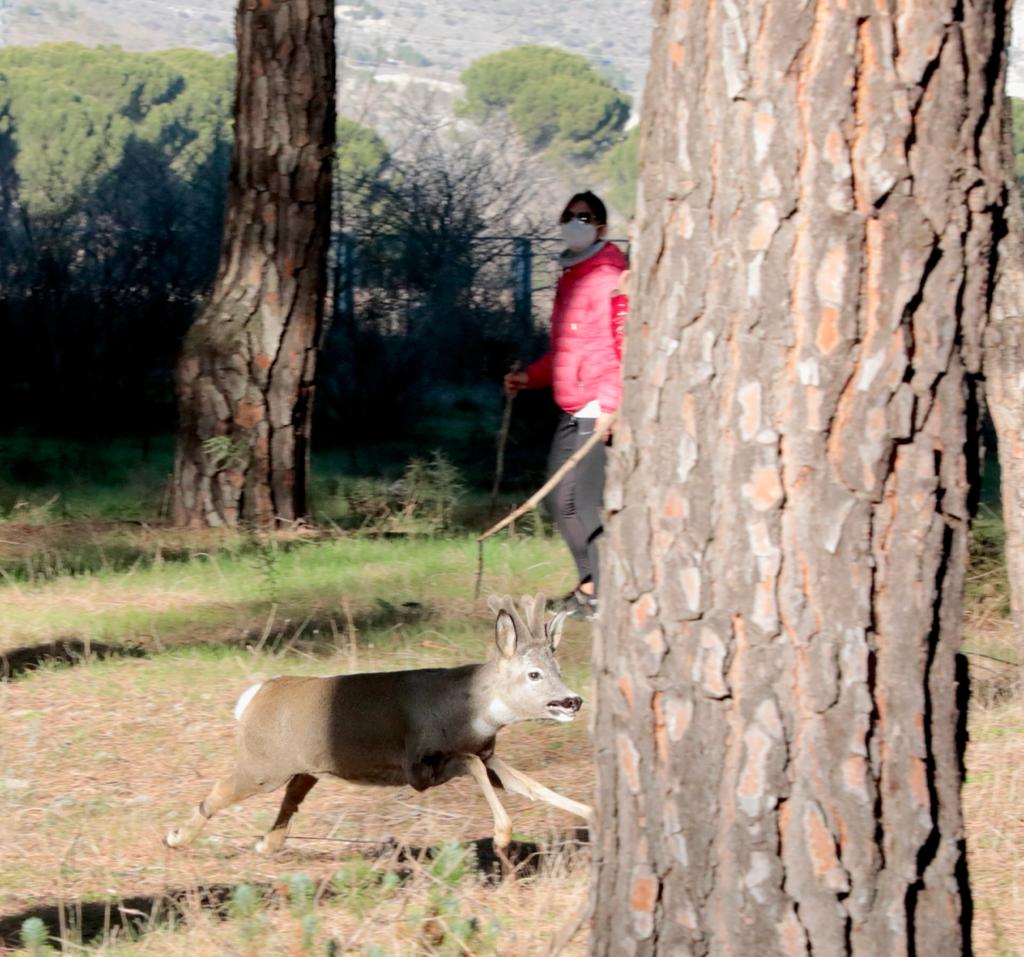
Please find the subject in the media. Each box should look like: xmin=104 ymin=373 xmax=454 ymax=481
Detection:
xmin=552 ymin=589 xmax=598 ymax=621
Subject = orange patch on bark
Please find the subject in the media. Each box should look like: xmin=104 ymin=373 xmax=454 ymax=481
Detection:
xmin=632 ymin=593 xmax=657 ymax=628
xmin=652 ymin=692 xmax=669 ymax=764
xmin=630 ymin=874 xmax=659 ymax=914
xmin=255 ymin=353 xmax=272 ymax=370
xmin=778 ymin=911 xmax=806 ymax=957
xmin=754 ymin=111 xmax=775 ymax=139
xmin=748 ymin=225 xmax=773 ymax=252
xmin=805 ymin=384 xmax=824 ymax=431
xmin=804 ymin=804 xmax=841 ymax=881
xmin=644 ymin=628 xmax=667 ymax=663
xmin=816 ymin=306 xmax=841 ymax=354
xmin=744 ymin=466 xmax=783 ymax=510
xmin=843 ymin=755 xmax=869 ymax=801
xmin=779 ymin=798 xmax=792 ymax=844
xmin=738 ymin=726 xmax=769 ymax=804
xmin=236 ymin=399 xmax=264 ymax=429
xmin=866 ymin=405 xmax=887 ymax=442
xmin=852 ymin=20 xmax=877 ymax=212
xmin=617 ymin=733 xmax=641 ymax=794
xmin=824 ymin=125 xmax=845 ymax=167
xmin=909 ymin=756 xmax=929 ymax=807
xmin=662 ymin=492 xmax=686 ymax=519
xmin=670 ymin=42 xmax=684 ymax=67
xmin=681 ymin=394 xmax=697 ymax=436
xmin=864 ymin=216 xmax=883 ymax=340
xmin=617 ymin=674 xmax=634 ymax=709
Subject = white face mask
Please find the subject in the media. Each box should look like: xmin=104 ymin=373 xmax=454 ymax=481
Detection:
xmin=561 ymin=218 xmax=598 ymax=252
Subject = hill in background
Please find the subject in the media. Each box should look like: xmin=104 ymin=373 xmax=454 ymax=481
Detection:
xmin=2 ymin=0 xmax=653 ymax=94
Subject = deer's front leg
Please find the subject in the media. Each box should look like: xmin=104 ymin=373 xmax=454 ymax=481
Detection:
xmin=462 ymin=753 xmax=513 ymax=862
xmin=485 ymin=755 xmax=592 ymax=822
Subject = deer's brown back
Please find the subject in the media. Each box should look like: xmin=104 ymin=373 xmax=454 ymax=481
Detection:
xmin=236 ymin=666 xmax=487 ymax=787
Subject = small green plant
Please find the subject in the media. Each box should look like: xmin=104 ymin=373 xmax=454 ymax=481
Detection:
xmin=19 ymin=917 xmax=53 ymax=956
xmin=201 ymin=435 xmax=246 ymax=471
xmin=517 ymin=505 xmax=548 ymax=538
xmin=285 ymin=873 xmax=320 ymax=953
xmin=345 ymin=478 xmax=400 ymax=529
xmin=401 ymin=451 xmax=465 ymax=535
xmin=243 ymin=525 xmax=281 ymax=603
xmin=2 ymin=494 xmax=61 ymax=527
xmin=343 ymin=452 xmax=465 ymax=535
xmin=229 ymin=883 xmax=266 ymax=954
xmin=408 ymin=843 xmax=500 ymax=955
xmin=333 ymin=856 xmax=400 ymax=919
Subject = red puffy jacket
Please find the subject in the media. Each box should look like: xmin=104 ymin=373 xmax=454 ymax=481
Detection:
xmin=525 ymin=242 xmax=628 ymax=415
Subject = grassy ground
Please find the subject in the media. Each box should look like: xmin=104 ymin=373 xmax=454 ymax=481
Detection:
xmin=0 ymin=442 xmax=1021 ymax=955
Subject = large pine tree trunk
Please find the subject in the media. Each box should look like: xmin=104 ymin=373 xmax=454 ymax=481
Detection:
xmin=172 ymin=0 xmax=335 ymax=527
xmin=591 ymin=3 xmax=1006 ymax=954
xmin=987 ymin=99 xmax=1024 ymax=670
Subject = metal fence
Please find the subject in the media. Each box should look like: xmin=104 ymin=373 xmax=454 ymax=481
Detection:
xmin=330 ymin=232 xmax=629 ymax=333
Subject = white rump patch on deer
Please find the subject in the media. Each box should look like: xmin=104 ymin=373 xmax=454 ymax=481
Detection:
xmin=234 ymin=683 xmax=263 ymax=721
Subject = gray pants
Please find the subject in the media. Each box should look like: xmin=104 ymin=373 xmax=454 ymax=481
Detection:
xmin=545 ymin=413 xmax=606 ymax=594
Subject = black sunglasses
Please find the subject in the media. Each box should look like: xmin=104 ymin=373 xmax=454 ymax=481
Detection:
xmin=560 ymin=211 xmax=596 ymax=225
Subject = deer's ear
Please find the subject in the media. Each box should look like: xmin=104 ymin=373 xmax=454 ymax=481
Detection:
xmin=546 ymin=611 xmax=568 ymax=650
xmin=486 ymin=595 xmax=504 ymax=616
xmin=495 ymin=610 xmax=518 ymax=658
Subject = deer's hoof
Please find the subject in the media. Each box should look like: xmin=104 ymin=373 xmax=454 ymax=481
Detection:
xmin=254 ymin=834 xmax=282 ymax=855
xmin=164 ymin=828 xmax=184 ymax=848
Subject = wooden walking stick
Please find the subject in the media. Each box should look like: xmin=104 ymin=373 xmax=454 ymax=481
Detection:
xmin=489 ymin=361 xmax=520 ymax=517
xmin=475 ymin=412 xmax=618 ymax=598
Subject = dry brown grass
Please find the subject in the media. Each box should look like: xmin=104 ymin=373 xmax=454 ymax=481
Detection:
xmin=0 ymin=632 xmax=596 ymax=955
xmin=964 ymin=694 xmax=1024 ymax=957
xmin=0 ymin=522 xmax=1022 ymax=954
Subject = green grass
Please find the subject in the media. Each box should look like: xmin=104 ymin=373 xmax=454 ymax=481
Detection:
xmin=0 ymin=411 xmax=547 ymax=528
xmin=0 ymin=533 xmax=574 ymax=649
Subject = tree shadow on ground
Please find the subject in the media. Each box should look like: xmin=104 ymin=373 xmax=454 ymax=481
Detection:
xmin=0 ymin=830 xmax=589 ymax=948
xmin=0 ymin=638 xmax=147 ymax=679
xmin=0 ymin=600 xmax=433 ymax=679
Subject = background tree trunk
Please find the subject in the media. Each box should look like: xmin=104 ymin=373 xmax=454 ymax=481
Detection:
xmin=987 ymin=96 xmax=1024 ymax=671
xmin=591 ymin=2 xmax=1006 ymax=954
xmin=172 ymin=0 xmax=335 ymax=527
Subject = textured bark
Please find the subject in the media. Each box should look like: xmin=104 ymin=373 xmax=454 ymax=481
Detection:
xmin=987 ymin=89 xmax=1024 ymax=668
xmin=172 ymin=0 xmax=335 ymax=527
xmin=591 ymin=2 xmax=1006 ymax=955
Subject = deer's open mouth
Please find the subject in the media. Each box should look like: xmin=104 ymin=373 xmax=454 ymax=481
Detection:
xmin=547 ymin=698 xmax=580 ymax=722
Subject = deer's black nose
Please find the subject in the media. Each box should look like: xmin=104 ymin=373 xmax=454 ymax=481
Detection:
xmin=563 ymin=696 xmax=582 ymax=713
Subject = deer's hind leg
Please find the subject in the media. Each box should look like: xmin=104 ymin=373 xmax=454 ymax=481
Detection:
xmin=254 ymin=773 xmax=318 ymax=854
xmin=165 ymin=770 xmax=284 ymax=849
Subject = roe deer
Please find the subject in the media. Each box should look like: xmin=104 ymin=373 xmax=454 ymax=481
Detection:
xmin=164 ymin=594 xmax=591 ymax=858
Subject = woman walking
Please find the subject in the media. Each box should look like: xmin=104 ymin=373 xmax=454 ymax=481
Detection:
xmin=504 ymin=191 xmax=627 ymax=618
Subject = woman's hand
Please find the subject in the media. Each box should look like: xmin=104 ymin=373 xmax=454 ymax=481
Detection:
xmin=596 ymin=410 xmax=616 ymax=439
xmin=504 ymin=370 xmax=530 ymax=397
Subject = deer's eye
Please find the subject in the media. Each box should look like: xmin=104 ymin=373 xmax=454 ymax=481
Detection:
xmin=528 ymin=670 xmax=543 ymax=681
